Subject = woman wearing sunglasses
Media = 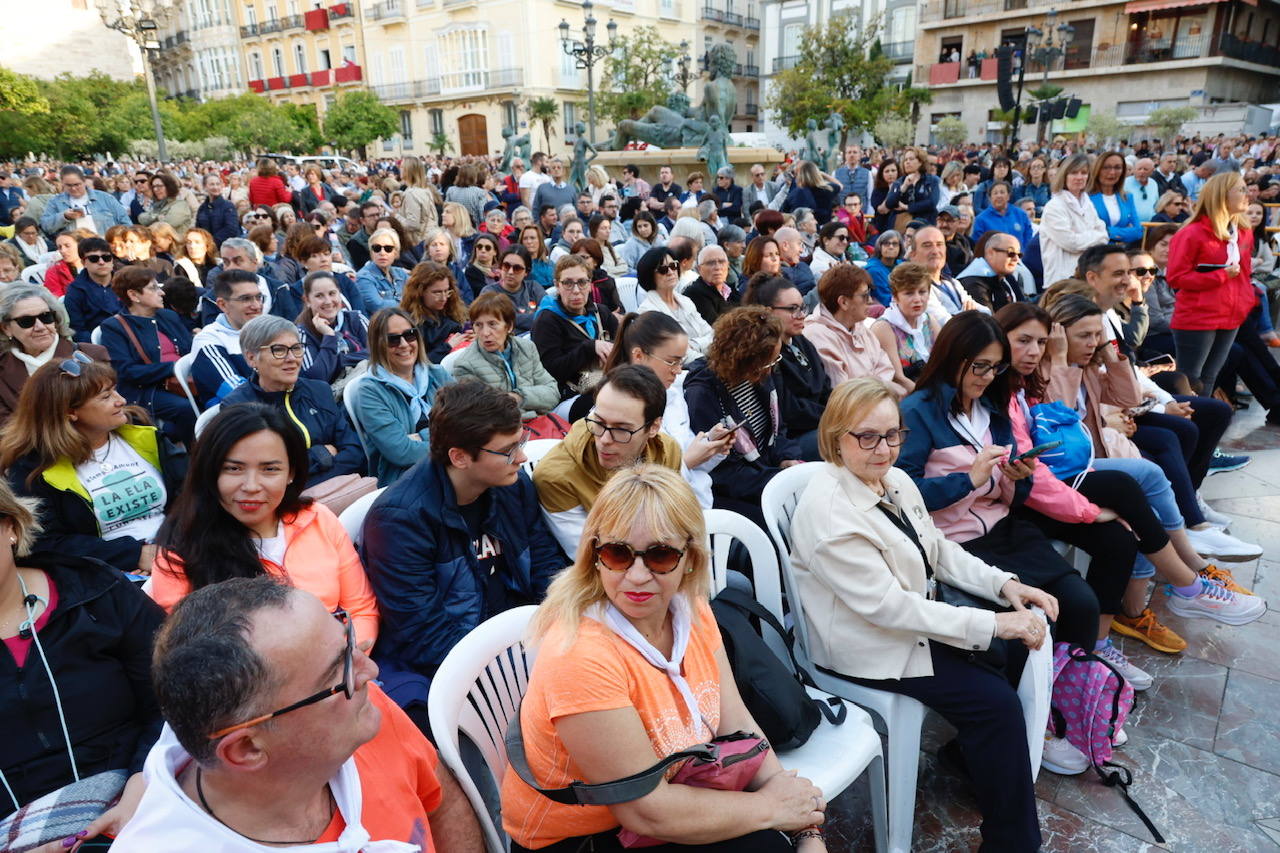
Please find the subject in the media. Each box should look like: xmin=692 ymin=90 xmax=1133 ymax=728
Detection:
xmin=791 ymin=378 xmax=1053 ymax=850
xmin=807 ymin=221 xmax=852 ymax=280
xmin=0 ymin=284 xmax=109 ymax=424
xmin=503 ymin=465 xmax=828 ymax=853
xmin=635 ymin=246 xmax=713 ymax=358
xmin=898 ymin=313 xmax=1132 ymax=756
xmin=354 ymin=307 xmax=453 ymax=486
xmin=0 ymin=354 xmax=184 ymax=576
xmin=464 ymin=233 xmax=502 ymax=301
xmin=354 ymin=227 xmax=410 ymax=316
xmin=149 ymin=403 xmax=379 ymax=646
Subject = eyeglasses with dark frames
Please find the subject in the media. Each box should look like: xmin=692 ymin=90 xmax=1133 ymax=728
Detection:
xmin=207 ymin=609 xmax=354 ymax=740
xmin=559 ymin=278 xmax=591 ymax=292
xmin=9 ymin=311 xmax=57 ymax=329
xmin=772 ymin=303 xmax=807 ymax=318
xmin=969 ymin=360 xmax=1009 ymax=377
xmin=259 ymin=343 xmax=305 ymax=360
xmin=479 ymin=428 xmax=531 ymax=464
xmin=584 ymin=415 xmax=652 ymax=444
xmin=846 ymin=428 xmax=911 ymax=450
xmin=593 ymin=539 xmax=687 ymax=574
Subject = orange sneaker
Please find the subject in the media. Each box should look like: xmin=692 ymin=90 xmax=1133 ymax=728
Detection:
xmin=1200 ymin=563 xmax=1253 ymax=595
xmin=1112 ymin=607 xmax=1187 ymax=654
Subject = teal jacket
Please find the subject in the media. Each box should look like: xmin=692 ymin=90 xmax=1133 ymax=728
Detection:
xmin=354 ymin=364 xmax=453 ymax=485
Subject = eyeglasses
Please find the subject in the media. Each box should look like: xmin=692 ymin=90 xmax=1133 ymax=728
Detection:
xmin=370 ymin=244 xmax=397 ymax=254
xmin=1131 ymin=266 xmax=1158 ymax=277
xmin=584 ymin=415 xmax=651 ymax=444
xmin=479 ymin=429 xmax=530 ymax=464
xmin=991 ymin=247 xmax=1023 ymax=259
xmin=9 ymin=311 xmax=57 ymax=329
xmin=832 ymin=234 xmax=850 ymax=242
xmin=83 ymin=253 xmax=113 ymax=264
xmin=208 ymin=610 xmax=354 ymax=740
xmin=644 ymin=350 xmax=684 ymax=369
xmin=228 ymin=293 xmax=265 ymax=304
xmin=500 ymin=262 xmax=527 ymax=273
xmin=593 ymin=538 xmax=686 ymax=575
xmin=772 ymin=303 xmax=806 ymax=318
xmin=655 ymin=262 xmax=679 ymax=275
xmin=560 ymin=278 xmax=591 ymax=291
xmin=259 ymin=343 xmax=305 ymax=360
xmin=969 ymin=360 xmax=1009 ymax=377
xmin=846 ymin=428 xmax=911 ymax=450
xmin=59 ymin=350 xmax=93 ymax=377
xmin=386 ymin=327 xmax=419 ymax=347
xmin=134 ymin=178 xmax=148 ymax=185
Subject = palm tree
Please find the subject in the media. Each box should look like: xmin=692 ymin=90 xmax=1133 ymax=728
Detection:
xmin=526 ymin=97 xmax=559 ymax=152
xmin=428 ymin=131 xmax=452 ymax=156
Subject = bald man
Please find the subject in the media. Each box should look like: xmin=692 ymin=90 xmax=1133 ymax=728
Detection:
xmin=1124 ymin=158 xmax=1159 ymax=222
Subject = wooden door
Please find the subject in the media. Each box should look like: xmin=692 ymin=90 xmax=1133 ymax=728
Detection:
xmin=458 ymin=114 xmax=488 ymax=156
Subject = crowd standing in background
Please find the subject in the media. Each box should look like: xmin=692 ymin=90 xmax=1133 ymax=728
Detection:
xmin=0 ymin=131 xmax=1278 ymax=851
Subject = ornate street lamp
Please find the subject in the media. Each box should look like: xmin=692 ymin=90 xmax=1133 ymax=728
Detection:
xmin=97 ymin=0 xmax=177 ymax=161
xmin=1024 ymin=9 xmax=1075 ymax=142
xmin=559 ymin=0 xmax=618 ymax=145
xmin=674 ymin=40 xmax=696 ymax=92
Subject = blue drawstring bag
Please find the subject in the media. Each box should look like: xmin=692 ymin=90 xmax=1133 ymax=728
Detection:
xmin=1029 ymin=401 xmax=1094 ymax=481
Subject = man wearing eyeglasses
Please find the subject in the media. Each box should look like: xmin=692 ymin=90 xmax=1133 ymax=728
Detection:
xmin=361 ymin=381 xmax=563 ymax=724
xmin=201 ymin=237 xmax=295 ymax=325
xmin=190 ymin=270 xmax=263 ymax=406
xmin=39 ymin=165 xmax=130 ymax=237
xmin=114 ymin=578 xmax=484 ymax=851
xmin=533 ymin=365 xmax=682 ymax=555
xmin=958 ymin=232 xmax=1025 ymax=312
xmin=1124 ymin=158 xmax=1159 ymax=223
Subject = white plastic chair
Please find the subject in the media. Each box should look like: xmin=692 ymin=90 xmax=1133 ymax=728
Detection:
xmin=428 ymin=605 xmax=540 ymax=853
xmin=90 ymin=326 xmax=103 ymax=346
xmin=519 ymin=438 xmax=560 ymax=478
xmin=337 ymin=486 xmax=386 ymax=547
xmin=440 ymin=347 xmax=465 ymax=376
xmin=193 ymin=404 xmax=220 ymax=439
xmin=19 ymin=263 xmax=48 ymax=286
xmin=343 ymin=372 xmax=367 ymax=438
xmin=616 ymin=276 xmax=641 ymax=313
xmin=761 ymin=463 xmax=925 ymax=853
xmin=171 ymin=352 xmax=202 ymax=416
xmin=703 ymin=509 xmax=888 ymax=849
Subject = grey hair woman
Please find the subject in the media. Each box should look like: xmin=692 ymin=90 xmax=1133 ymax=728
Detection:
xmin=0 ymin=284 xmax=107 ymax=424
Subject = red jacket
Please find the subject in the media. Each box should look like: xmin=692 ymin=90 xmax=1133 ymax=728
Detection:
xmin=248 ymin=174 xmax=293 ymax=207
xmin=1166 ymin=215 xmax=1256 ymax=331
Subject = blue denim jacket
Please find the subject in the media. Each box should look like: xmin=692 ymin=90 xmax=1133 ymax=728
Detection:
xmin=39 ymin=190 xmax=130 ymax=236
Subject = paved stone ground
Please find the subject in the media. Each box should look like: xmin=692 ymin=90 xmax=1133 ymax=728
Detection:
xmin=822 ymin=399 xmax=1280 ymax=852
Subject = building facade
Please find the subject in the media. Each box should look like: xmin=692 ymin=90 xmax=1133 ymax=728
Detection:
xmin=914 ymin=0 xmax=1280 ymax=144
xmin=152 ymin=0 xmax=246 ymax=101
xmin=5 ymin=0 xmax=141 ymax=81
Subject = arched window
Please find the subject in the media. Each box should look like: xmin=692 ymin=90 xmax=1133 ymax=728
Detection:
xmin=272 ymin=47 xmax=285 ymax=77
xmin=293 ymin=42 xmax=307 ymax=73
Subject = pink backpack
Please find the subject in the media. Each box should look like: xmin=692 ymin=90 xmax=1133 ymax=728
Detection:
xmin=1049 ymin=642 xmax=1164 ymax=843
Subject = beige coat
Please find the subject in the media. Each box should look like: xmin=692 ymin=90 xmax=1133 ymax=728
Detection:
xmin=789 ymin=464 xmax=1015 ymax=680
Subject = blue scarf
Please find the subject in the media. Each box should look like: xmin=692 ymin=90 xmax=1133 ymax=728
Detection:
xmin=368 ymin=363 xmax=435 ymax=427
xmin=536 ymin=291 xmax=598 ymax=339
xmin=497 ymin=344 xmax=519 ymax=393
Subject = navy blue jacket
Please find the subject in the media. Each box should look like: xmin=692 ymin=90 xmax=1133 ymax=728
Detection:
xmin=190 ymin=345 xmax=251 ymax=407
xmin=298 ymin=310 xmax=369 ymax=383
xmin=290 ymin=272 xmax=364 ymax=320
xmin=64 ymin=270 xmax=123 ymax=342
xmin=886 ymin=174 xmax=942 ymax=225
xmin=360 ymin=460 xmax=564 ymax=708
xmin=98 ymin=309 xmax=193 ymax=408
xmin=714 ymin=183 xmax=744 ymax=221
xmin=196 ymin=196 xmax=240 ymax=247
xmin=221 ymin=377 xmax=365 ymax=485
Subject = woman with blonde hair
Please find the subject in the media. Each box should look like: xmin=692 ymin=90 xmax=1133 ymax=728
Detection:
xmin=938 ymin=160 xmax=966 ymax=207
xmin=1151 ymin=190 xmax=1190 ymax=223
xmin=354 ymin=226 xmax=410 ymax=314
xmin=783 ymin=160 xmax=843 ymax=226
xmin=1166 ymin=170 xmax=1254 ymax=392
xmin=585 ymin=163 xmax=615 ymax=206
xmin=145 ymin=221 xmax=181 ymax=263
xmin=502 ymin=465 xmax=828 ymax=853
xmin=398 ymin=155 xmax=441 ymax=245
xmin=442 ymin=200 xmax=478 ymax=262
xmin=1038 ymin=152 xmax=1109 ymax=287
xmin=400 ymin=261 xmax=471 ymax=362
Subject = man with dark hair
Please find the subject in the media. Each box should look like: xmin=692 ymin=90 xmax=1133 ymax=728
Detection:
xmin=114 ymin=577 xmax=483 ymax=850
xmin=536 ymin=203 xmax=560 ymax=244
xmin=190 ymin=268 xmax=262 ymax=405
xmin=936 ymin=204 xmax=974 ymax=273
xmin=519 ymin=151 xmax=551 ymax=208
xmin=63 ymin=236 xmax=121 ymax=341
xmin=39 ymin=165 xmax=130 ymax=236
xmin=196 ymin=172 xmax=239 ymax=248
xmin=360 ymin=380 xmax=563 ymax=719
xmin=649 ymin=164 xmax=682 ymax=212
xmin=533 ymin=364 xmax=682 ymax=553
xmin=620 ymin=163 xmax=650 ymax=202
xmin=575 ymin=190 xmax=595 ymax=219
xmin=345 ymin=201 xmax=383 ymax=270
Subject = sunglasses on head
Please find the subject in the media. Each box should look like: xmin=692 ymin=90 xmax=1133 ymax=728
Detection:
xmin=593 ymin=538 xmax=687 ymax=574
xmin=9 ymin=311 xmax=56 ymax=329
xmin=59 ymin=350 xmax=93 ymax=377
xmin=386 ymin=327 xmax=419 ymax=347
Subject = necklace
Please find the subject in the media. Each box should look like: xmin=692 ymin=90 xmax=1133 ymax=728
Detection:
xmin=92 ymin=436 xmax=114 ymax=474
xmin=196 ymin=767 xmax=331 ymax=846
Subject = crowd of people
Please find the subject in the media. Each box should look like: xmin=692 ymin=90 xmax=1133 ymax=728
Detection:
xmin=0 ymin=129 xmax=1277 ymax=852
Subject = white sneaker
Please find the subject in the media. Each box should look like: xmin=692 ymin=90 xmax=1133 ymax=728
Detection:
xmin=1042 ymin=735 xmax=1090 ymax=775
xmin=1095 ymin=642 xmax=1154 ymax=691
xmin=1113 ymin=727 xmax=1129 ymax=748
xmin=1197 ymin=495 xmax=1232 ymax=531
xmin=1166 ymin=578 xmax=1267 ymax=626
xmin=1185 ymin=526 xmax=1263 ymax=561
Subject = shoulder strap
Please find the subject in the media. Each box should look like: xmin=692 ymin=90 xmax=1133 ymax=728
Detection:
xmin=875 ymin=503 xmax=933 ymax=582
xmin=113 ymin=314 xmax=153 ymax=365
xmin=503 ymin=700 xmax=717 ymax=806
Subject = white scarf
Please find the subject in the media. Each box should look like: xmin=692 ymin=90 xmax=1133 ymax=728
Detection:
xmin=589 ymin=595 xmax=710 ymax=738
xmin=1226 ymin=223 xmax=1240 ymax=267
xmin=882 ymin=303 xmax=931 ymax=361
xmin=14 ymin=237 xmax=46 ymax=265
xmin=11 ymin=338 xmax=61 ymax=375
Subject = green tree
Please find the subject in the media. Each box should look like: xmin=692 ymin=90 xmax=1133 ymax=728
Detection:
xmin=1146 ymin=106 xmax=1198 ymax=146
xmin=1086 ymin=109 xmax=1129 ymax=148
xmin=428 ymin=131 xmax=452 ymax=156
xmin=599 ymin=26 xmax=681 ymax=124
xmin=873 ymin=116 xmax=914 ymax=148
xmin=0 ymin=67 xmax=48 ymax=115
xmin=935 ymin=116 xmax=967 ymax=147
xmin=765 ymin=15 xmax=931 ymax=146
xmin=526 ymin=97 xmax=560 ymax=151
xmin=324 ymin=90 xmax=397 ymax=156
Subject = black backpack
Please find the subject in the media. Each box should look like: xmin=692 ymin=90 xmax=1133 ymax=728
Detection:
xmin=710 ymin=586 xmax=846 ymax=751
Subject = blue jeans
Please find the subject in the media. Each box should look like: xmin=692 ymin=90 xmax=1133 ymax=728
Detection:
xmin=1090 ymin=457 xmax=1183 ymax=579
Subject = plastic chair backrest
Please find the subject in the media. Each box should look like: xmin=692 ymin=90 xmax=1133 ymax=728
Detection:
xmin=19 ymin=264 xmax=47 ymax=286
xmin=90 ymin=326 xmax=103 ymax=346
xmin=171 ymin=352 xmax=202 ymax=416
xmin=343 ymin=373 xmax=367 ymax=437
xmin=703 ymin=508 xmax=789 ymax=662
xmin=519 ymin=438 xmax=560 ymax=477
xmin=193 ymin=404 xmax=220 ymax=439
xmin=616 ymin=276 xmax=641 ymax=313
xmin=760 ymin=462 xmax=824 ymax=664
xmin=440 ymin=347 xmax=465 ymax=376
xmin=337 ymin=486 xmax=386 ymax=547
xmin=428 ymin=605 xmax=539 ymax=853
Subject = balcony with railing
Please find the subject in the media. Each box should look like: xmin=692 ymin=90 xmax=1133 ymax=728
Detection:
xmin=744 ymin=102 xmax=759 ymax=116
xmin=311 ymin=68 xmax=332 ymax=85
xmin=881 ymin=40 xmax=912 ymax=62
xmin=369 ymin=0 xmax=406 ymax=21
xmin=922 ymin=0 xmax=1043 ymax=25
xmin=744 ymin=14 xmax=758 ymax=29
xmin=772 ymin=54 xmax=799 ymax=72
xmin=248 ymin=79 xmax=266 ymax=92
xmin=266 ymin=76 xmax=286 ymax=90
xmin=280 ymin=13 xmax=304 ymax=29
xmin=1218 ymin=32 xmax=1280 ymax=68
xmin=161 ymin=31 xmax=190 ymax=50
xmin=701 ymin=5 xmax=723 ymax=21
xmin=239 ymin=23 xmax=259 ymax=37
xmin=259 ymin=17 xmax=281 ymax=33
xmin=305 ymin=8 xmax=330 ymax=29
xmin=329 ymin=2 xmax=353 ymax=20
xmin=334 ymin=63 xmax=364 ymax=83
xmin=288 ymin=72 xmax=310 ymax=87
xmin=724 ymin=10 xmax=742 ymax=26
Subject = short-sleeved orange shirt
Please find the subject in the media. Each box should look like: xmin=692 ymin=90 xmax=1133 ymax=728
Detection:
xmin=500 ymin=597 xmax=723 ymax=849
xmin=315 ymin=683 xmax=443 ymax=847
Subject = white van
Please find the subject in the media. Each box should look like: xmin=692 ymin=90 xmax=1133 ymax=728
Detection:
xmin=265 ymin=153 xmax=367 ymax=175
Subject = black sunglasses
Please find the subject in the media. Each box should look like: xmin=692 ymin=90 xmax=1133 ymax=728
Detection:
xmin=9 ymin=311 xmax=56 ymax=329
xmin=655 ymin=261 xmax=679 ymax=274
xmin=83 ymin=253 xmax=114 ymax=264
xmin=593 ymin=538 xmax=686 ymax=574
xmin=371 ymin=244 xmax=397 ymax=254
xmin=386 ymin=327 xmax=419 ymax=347
xmin=1131 ymin=267 xmax=1158 ymax=276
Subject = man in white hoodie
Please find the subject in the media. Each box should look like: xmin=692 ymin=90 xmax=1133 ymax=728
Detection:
xmin=113 ymin=578 xmax=482 ymax=852
xmin=189 ymin=269 xmax=263 ymax=406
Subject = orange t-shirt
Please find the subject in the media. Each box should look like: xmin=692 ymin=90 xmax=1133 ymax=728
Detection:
xmin=315 ymin=683 xmax=443 ymax=847
xmin=501 ymin=598 xmax=723 ymax=849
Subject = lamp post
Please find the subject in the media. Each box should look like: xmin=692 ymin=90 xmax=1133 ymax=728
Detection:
xmin=674 ymin=40 xmax=696 ymax=92
xmin=558 ymin=1 xmax=617 ymax=146
xmin=97 ymin=0 xmax=176 ymax=162
xmin=1023 ymin=9 xmax=1074 ymax=143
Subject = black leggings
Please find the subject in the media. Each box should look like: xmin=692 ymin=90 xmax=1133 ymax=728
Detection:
xmin=512 ymin=829 xmax=792 ymax=853
xmin=1074 ymin=468 xmax=1172 ymax=554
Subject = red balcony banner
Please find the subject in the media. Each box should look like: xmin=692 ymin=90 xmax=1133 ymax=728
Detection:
xmin=929 ymin=62 xmax=960 ymax=85
xmin=248 ymin=79 xmax=266 ymax=92
xmin=305 ymin=8 xmax=329 ymax=29
xmin=289 ymin=73 xmax=310 ymax=87
xmin=334 ymin=64 xmax=363 ymax=82
xmin=267 ymin=76 xmax=286 ymax=90
xmin=311 ymin=68 xmax=332 ymax=85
